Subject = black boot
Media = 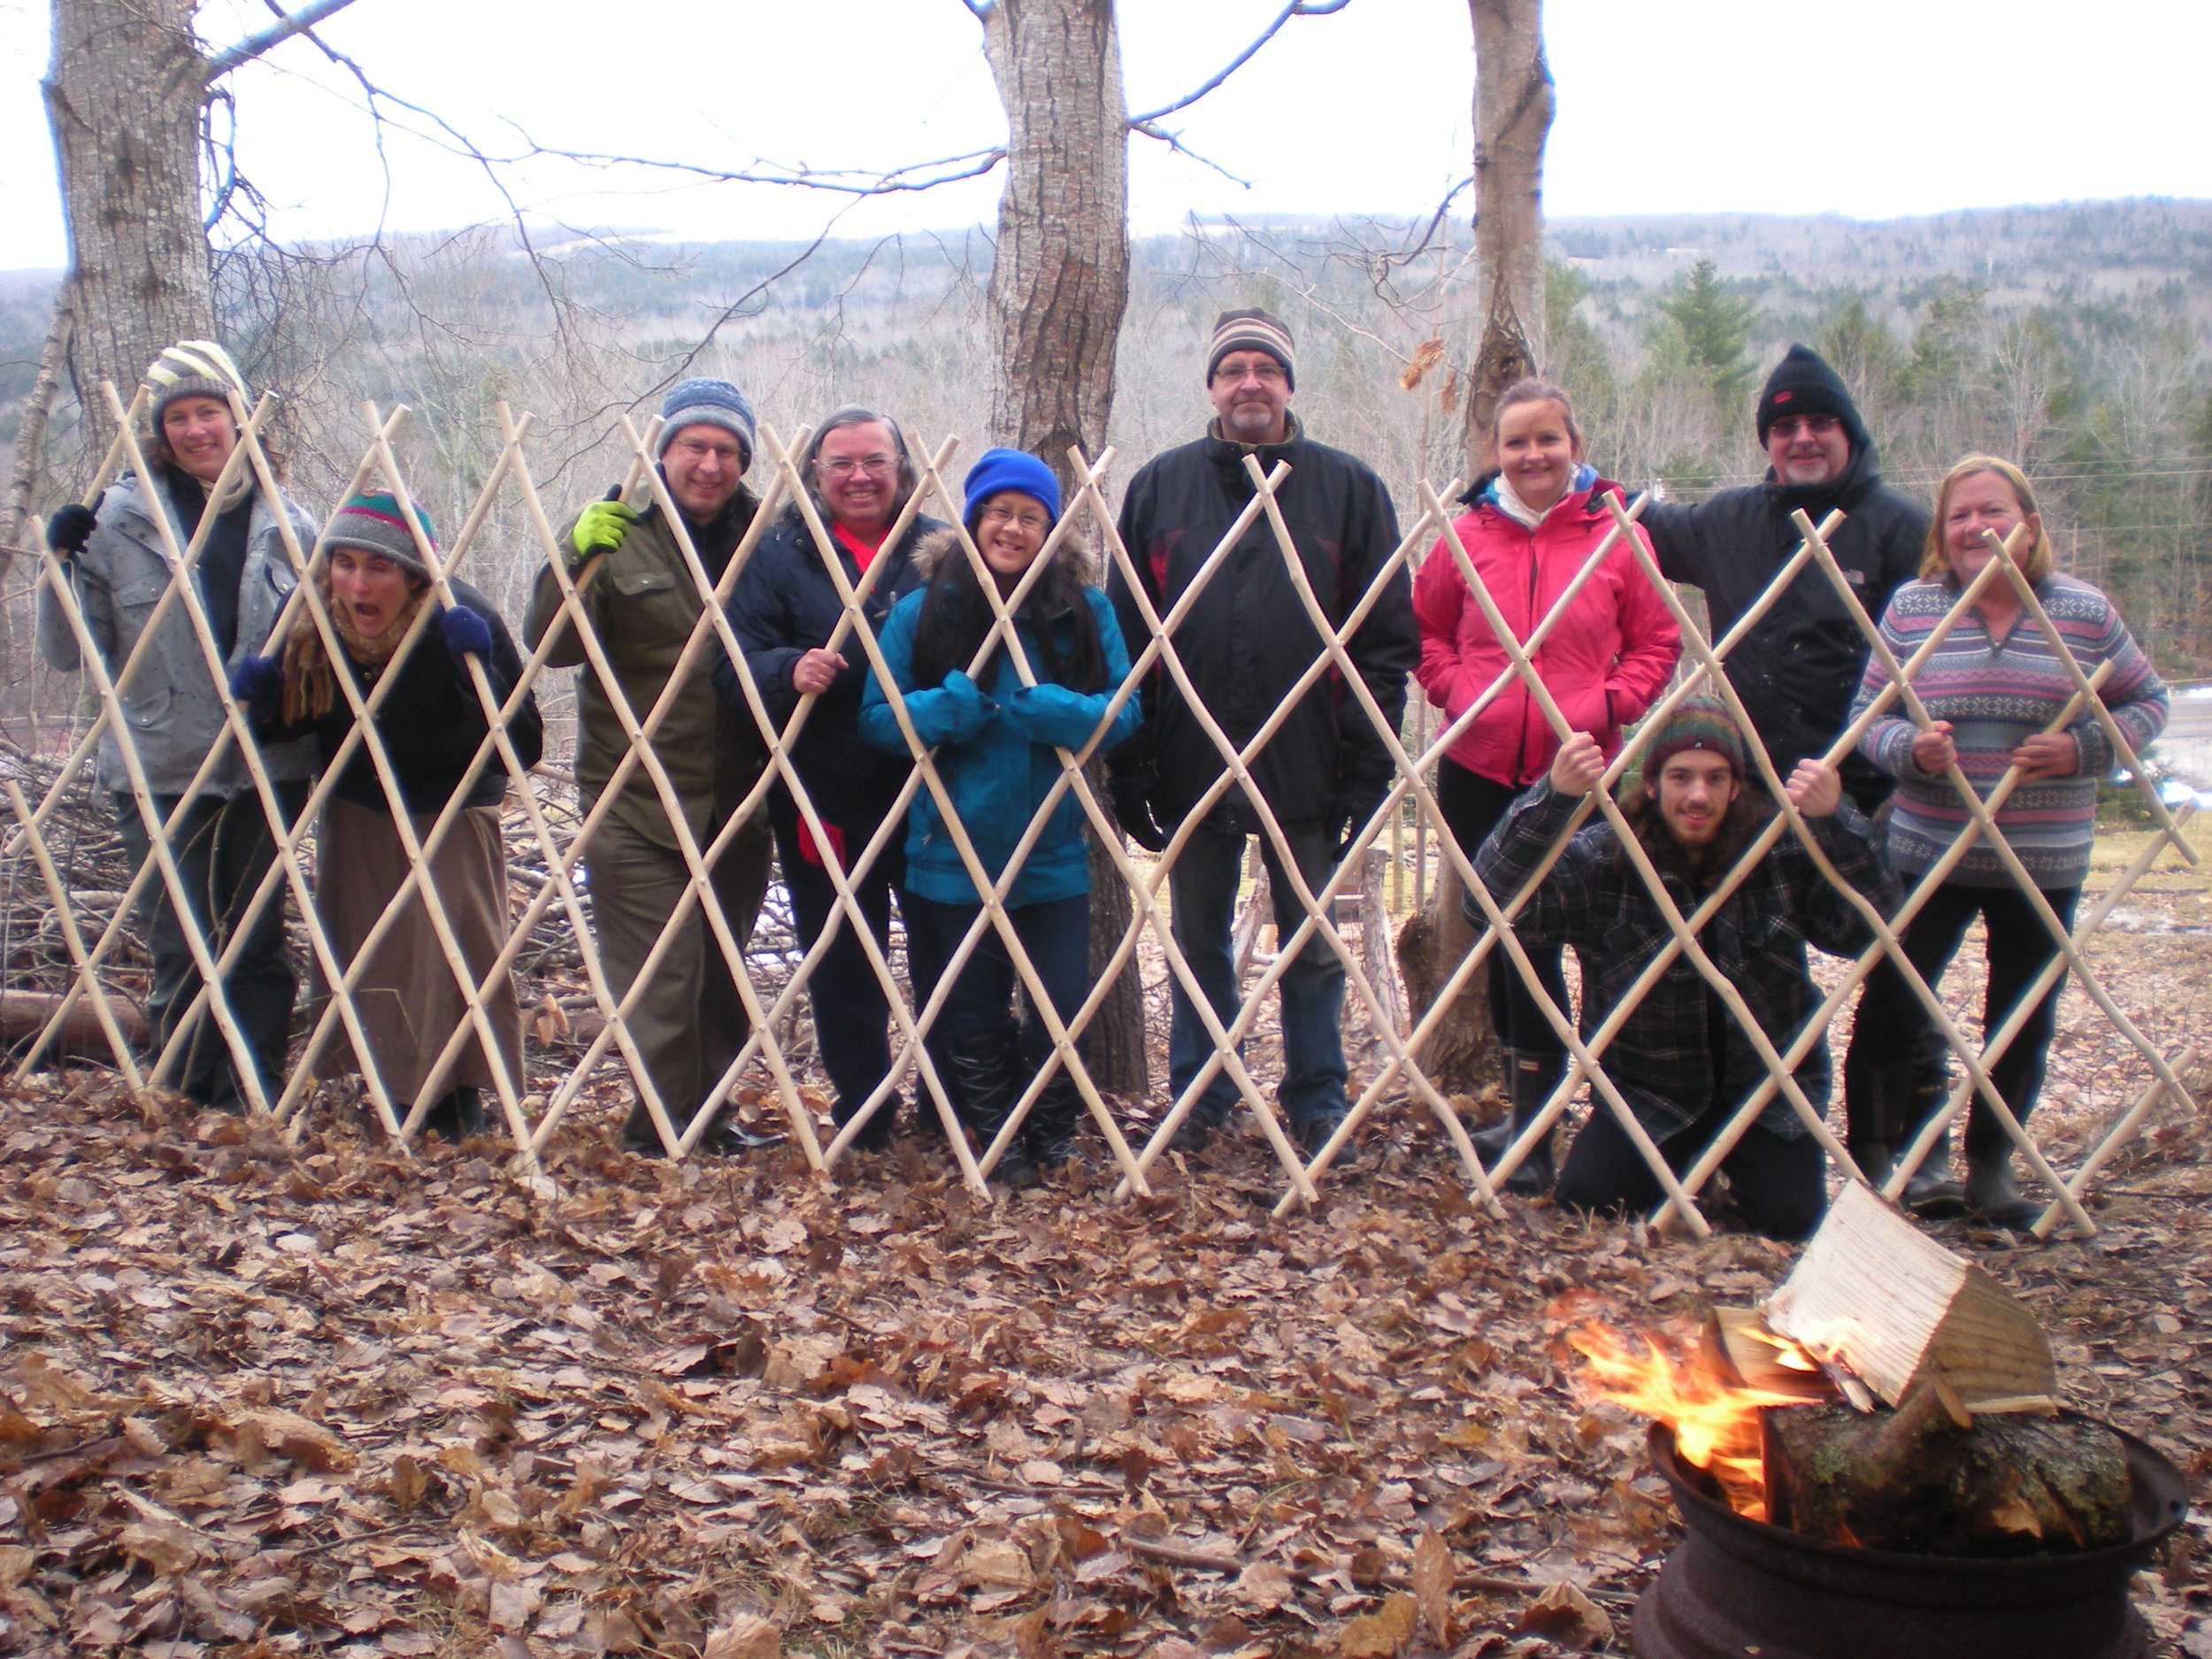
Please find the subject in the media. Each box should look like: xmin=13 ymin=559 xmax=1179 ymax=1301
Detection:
xmin=1847 ymin=1139 xmax=1894 ymax=1187
xmin=1474 ymin=1054 xmax=1558 ymax=1196
xmin=1025 ymin=1065 xmax=1088 ymax=1174
xmin=1965 ymin=1151 xmax=2041 ymax=1231
xmin=833 ymin=1090 xmax=898 ymax=1152
xmin=1899 ymin=1130 xmax=1967 ymax=1218
xmin=947 ymin=1033 xmax=1038 ymax=1190
xmin=422 ymin=1087 xmax=486 ymax=1142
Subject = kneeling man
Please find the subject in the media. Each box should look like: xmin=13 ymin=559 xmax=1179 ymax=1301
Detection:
xmin=1472 ymin=700 xmax=1897 ymax=1239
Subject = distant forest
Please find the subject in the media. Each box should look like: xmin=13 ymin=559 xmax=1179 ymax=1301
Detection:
xmin=4 ymin=197 xmax=2208 ymax=670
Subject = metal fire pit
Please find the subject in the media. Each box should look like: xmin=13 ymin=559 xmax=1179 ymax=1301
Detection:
xmin=1633 ymin=1417 xmax=2187 ymax=1659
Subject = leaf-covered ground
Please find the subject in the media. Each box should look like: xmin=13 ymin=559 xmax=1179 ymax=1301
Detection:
xmin=4 ymin=832 xmax=2209 ymax=1659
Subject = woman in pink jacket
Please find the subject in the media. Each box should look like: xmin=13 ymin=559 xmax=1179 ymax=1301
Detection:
xmin=1415 ymin=378 xmax=1680 ymax=1192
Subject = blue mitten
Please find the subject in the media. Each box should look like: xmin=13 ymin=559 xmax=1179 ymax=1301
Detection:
xmin=905 ymin=669 xmax=995 ymax=746
xmin=1006 ymin=682 xmax=1102 ymax=749
xmin=228 ymin=654 xmax=286 ymax=724
xmin=438 ymin=604 xmax=494 ymax=668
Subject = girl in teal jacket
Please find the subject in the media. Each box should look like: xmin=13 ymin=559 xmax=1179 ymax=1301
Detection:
xmin=860 ymin=449 xmax=1138 ymax=1187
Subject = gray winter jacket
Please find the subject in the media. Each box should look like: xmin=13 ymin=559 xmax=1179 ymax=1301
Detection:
xmin=36 ymin=469 xmax=319 ymax=797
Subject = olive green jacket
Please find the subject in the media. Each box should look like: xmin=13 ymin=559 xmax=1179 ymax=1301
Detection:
xmin=524 ymin=490 xmax=764 ymax=850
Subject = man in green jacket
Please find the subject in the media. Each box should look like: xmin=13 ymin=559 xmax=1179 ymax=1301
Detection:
xmin=524 ymin=379 xmax=772 ymax=1154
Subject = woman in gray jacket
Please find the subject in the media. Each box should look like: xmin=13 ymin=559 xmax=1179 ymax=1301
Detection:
xmin=37 ymin=342 xmax=319 ymax=1112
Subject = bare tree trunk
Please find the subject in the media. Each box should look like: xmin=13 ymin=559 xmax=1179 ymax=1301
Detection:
xmin=1457 ymin=0 xmax=1553 ymax=454
xmin=1399 ymin=0 xmax=1554 ymax=1099
xmin=976 ymin=0 xmax=1129 ymax=501
xmin=45 ymin=0 xmax=219 ymax=459
xmin=975 ymin=0 xmax=1146 ymax=1094
xmin=1 ymin=290 xmax=74 ymax=572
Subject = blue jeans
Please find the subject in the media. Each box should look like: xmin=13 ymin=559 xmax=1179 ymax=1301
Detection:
xmin=903 ymin=892 xmax=1093 ymax=1069
xmin=1167 ymin=815 xmax=1348 ymax=1127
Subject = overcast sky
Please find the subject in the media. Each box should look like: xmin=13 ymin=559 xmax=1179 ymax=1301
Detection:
xmin=2 ymin=0 xmax=2208 ymax=273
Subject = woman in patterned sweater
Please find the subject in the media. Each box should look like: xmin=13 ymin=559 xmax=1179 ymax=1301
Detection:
xmin=1846 ymin=455 xmax=2168 ymax=1227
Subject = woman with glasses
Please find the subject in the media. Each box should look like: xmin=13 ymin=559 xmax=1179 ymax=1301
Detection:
xmin=721 ymin=406 xmax=945 ymax=1152
xmin=859 ymin=450 xmax=1139 ymax=1187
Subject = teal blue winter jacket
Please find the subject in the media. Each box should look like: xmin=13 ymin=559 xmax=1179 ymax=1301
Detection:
xmin=859 ymin=585 xmax=1139 ymax=907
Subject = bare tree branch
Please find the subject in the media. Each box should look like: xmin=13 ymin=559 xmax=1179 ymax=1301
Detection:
xmin=204 ymin=0 xmax=361 ymax=81
xmin=1127 ymin=0 xmax=1352 ymax=126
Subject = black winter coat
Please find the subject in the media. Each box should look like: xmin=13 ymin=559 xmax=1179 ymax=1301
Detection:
xmin=1108 ymin=422 xmax=1417 ymax=829
xmin=291 ymin=579 xmax=541 ymax=816
xmin=1641 ymin=443 xmax=1928 ymax=807
xmin=718 ymin=512 xmax=938 ymax=828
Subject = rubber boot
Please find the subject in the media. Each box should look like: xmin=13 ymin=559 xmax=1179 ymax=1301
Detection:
xmin=1475 ymin=1053 xmax=1558 ymax=1196
xmin=1965 ymin=1151 xmax=2041 ymax=1231
xmin=948 ymin=1033 xmax=1039 ymax=1190
xmin=1025 ymin=1066 xmax=1088 ymax=1175
xmin=1900 ymin=1129 xmax=1968 ymax=1219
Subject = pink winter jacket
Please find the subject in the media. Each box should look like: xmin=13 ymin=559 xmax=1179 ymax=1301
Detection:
xmin=1414 ymin=479 xmax=1681 ymax=787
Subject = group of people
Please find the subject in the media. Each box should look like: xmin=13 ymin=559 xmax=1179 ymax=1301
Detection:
xmin=36 ymin=318 xmax=2170 ymax=1230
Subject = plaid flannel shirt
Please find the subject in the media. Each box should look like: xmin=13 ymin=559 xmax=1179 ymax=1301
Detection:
xmin=1471 ymin=782 xmax=1900 ymax=1141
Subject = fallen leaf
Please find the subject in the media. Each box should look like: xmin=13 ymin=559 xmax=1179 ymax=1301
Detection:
xmin=1514 ymin=1581 xmax=1614 ymax=1650
xmin=703 ymin=1615 xmax=781 ymax=1659
xmin=1338 ymin=1591 xmax=1418 ymax=1657
xmin=1411 ymin=1530 xmax=1455 ymax=1647
xmin=1233 ymin=1559 xmax=1294 ymax=1612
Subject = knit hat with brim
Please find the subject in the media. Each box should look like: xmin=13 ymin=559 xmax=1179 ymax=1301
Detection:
xmin=145 ymin=340 xmax=250 ymax=431
xmin=657 ymin=377 xmax=757 ymax=472
xmin=324 ymin=491 xmax=436 ymax=580
xmin=1207 ymin=307 xmax=1296 ymax=390
xmin=1642 ymin=697 xmax=1747 ymax=779
xmin=962 ymin=448 xmax=1062 ymax=534
xmin=1755 ymin=343 xmax=1868 ymax=449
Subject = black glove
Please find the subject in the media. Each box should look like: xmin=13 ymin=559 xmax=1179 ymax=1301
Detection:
xmin=1110 ymin=772 xmax=1170 ymax=854
xmin=1333 ymin=777 xmax=1392 ymax=864
xmin=436 ymin=603 xmax=494 ymax=668
xmin=46 ymin=502 xmax=98 ymax=558
xmin=228 ymin=654 xmax=286 ymax=726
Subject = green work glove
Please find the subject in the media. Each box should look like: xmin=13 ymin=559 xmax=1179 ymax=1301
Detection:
xmin=570 ymin=495 xmax=636 ymax=563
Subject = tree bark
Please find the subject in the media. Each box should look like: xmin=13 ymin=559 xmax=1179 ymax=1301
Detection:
xmin=1458 ymin=0 xmax=1553 ymax=456
xmin=976 ymin=0 xmax=1129 ymax=504
xmin=975 ymin=0 xmax=1145 ymax=1094
xmin=45 ymin=0 xmax=219 ymax=459
xmin=1396 ymin=0 xmax=1553 ymax=1102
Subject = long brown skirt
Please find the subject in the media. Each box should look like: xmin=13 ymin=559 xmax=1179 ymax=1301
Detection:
xmin=310 ymin=796 xmax=522 ymax=1109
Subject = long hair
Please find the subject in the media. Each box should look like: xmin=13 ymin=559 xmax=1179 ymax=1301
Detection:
xmin=907 ymin=534 xmax=1107 ymax=695
xmin=1613 ymin=771 xmax=1773 ymax=883
xmin=791 ymin=404 xmax=918 ymax=527
xmin=1920 ymin=454 xmax=2054 ymax=584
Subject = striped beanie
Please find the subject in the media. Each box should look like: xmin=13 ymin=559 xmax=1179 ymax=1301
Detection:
xmin=657 ymin=378 xmax=757 ymax=472
xmin=1207 ymin=307 xmax=1295 ymax=390
xmin=145 ymin=340 xmax=250 ymax=430
xmin=324 ymin=491 xmax=436 ymax=580
xmin=1642 ymin=697 xmax=1747 ymax=779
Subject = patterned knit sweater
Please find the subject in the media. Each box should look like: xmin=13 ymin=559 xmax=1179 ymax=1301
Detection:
xmin=1852 ymin=573 xmax=2167 ymax=889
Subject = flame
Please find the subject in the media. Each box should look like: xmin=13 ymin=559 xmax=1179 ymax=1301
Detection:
xmin=1570 ymin=1322 xmax=1811 ymax=1522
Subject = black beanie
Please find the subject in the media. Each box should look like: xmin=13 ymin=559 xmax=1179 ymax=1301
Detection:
xmin=1756 ymin=344 xmax=1868 ymax=449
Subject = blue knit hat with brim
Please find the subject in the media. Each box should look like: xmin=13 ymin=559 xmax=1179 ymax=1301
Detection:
xmin=324 ymin=490 xmax=436 ymax=581
xmin=657 ymin=378 xmax=757 ymax=473
xmin=962 ymin=448 xmax=1062 ymax=534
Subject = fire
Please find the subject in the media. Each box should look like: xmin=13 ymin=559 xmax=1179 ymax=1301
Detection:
xmin=1569 ymin=1322 xmax=1815 ymax=1522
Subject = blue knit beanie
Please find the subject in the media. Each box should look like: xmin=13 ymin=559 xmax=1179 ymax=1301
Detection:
xmin=962 ymin=448 xmax=1062 ymax=533
xmin=657 ymin=378 xmax=757 ymax=472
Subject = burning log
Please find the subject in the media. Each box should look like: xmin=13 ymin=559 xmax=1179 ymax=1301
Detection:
xmin=1762 ymin=1393 xmax=2134 ymax=1557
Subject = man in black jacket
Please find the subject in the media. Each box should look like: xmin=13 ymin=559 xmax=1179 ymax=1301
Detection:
xmin=1109 ymin=309 xmax=1417 ymax=1156
xmin=1641 ymin=344 xmax=1950 ymax=1209
xmin=1642 ymin=344 xmax=1928 ymax=815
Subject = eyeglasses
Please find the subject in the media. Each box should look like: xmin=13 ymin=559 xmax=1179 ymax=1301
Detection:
xmin=669 ymin=436 xmax=743 ymax=465
xmin=1768 ymin=416 xmax=1840 ymax=441
xmin=978 ymin=503 xmax=1050 ymax=535
xmin=818 ymin=454 xmax=896 ymax=479
xmin=1213 ymin=357 xmax=1286 ymax=386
